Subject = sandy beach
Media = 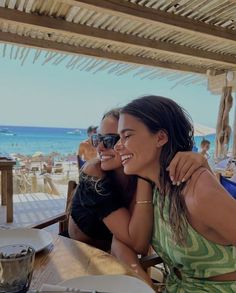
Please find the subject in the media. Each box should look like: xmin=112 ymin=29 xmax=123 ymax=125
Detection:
xmin=0 ymin=153 xmax=79 ymax=229
xmin=12 ymin=157 xmax=79 ymax=196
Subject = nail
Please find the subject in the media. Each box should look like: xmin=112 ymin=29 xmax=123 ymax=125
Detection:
xmin=170 ymin=176 xmax=174 ymax=181
xmin=172 ymin=181 xmax=176 ymax=185
xmin=176 ymin=181 xmax=181 ymax=186
xmin=181 ymin=178 xmax=185 ymax=183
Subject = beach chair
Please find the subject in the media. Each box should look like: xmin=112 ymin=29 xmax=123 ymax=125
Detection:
xmin=53 ymin=163 xmax=63 ymax=174
xmin=31 ymin=180 xmax=77 ymax=233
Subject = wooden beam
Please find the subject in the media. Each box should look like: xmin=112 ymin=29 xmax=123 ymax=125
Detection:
xmin=0 ymin=31 xmax=210 ymax=74
xmin=0 ymin=7 xmax=235 ymax=67
xmin=73 ymin=0 xmax=236 ymax=43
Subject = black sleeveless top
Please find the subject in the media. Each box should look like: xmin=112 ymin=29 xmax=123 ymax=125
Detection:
xmin=71 ymin=172 xmax=125 ymax=241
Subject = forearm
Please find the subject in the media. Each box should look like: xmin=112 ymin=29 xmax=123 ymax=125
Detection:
xmin=111 ymin=237 xmax=153 ymax=287
xmin=104 ymin=180 xmax=153 ymax=253
xmin=128 ymin=178 xmax=153 ymax=253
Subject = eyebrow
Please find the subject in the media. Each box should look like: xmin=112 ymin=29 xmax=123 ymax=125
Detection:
xmin=120 ymin=128 xmax=135 ymax=134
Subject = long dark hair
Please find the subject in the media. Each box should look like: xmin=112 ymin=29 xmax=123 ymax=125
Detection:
xmin=121 ymin=95 xmax=194 ymax=244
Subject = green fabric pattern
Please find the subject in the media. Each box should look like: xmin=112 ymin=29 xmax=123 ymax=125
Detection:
xmin=151 ymin=188 xmax=236 ymax=292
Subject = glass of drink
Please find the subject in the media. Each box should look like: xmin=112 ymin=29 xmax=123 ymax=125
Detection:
xmin=0 ymin=244 xmax=35 ymax=293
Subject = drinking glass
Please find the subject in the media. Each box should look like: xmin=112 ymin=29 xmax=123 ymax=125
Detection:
xmin=0 ymin=244 xmax=35 ymax=293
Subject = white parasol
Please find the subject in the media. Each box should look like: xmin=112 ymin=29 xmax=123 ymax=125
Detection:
xmin=194 ymin=123 xmax=215 ymax=137
xmin=32 ymin=151 xmax=43 ymax=158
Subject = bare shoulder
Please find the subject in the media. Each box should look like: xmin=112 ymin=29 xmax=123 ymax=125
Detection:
xmin=184 ymin=168 xmax=216 ymax=196
xmin=82 ymin=158 xmax=104 ymax=178
xmin=80 ymin=140 xmax=89 ymax=147
xmin=184 ymin=167 xmax=230 ymax=214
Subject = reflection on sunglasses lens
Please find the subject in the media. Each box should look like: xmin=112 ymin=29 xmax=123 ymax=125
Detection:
xmin=92 ymin=135 xmax=119 ymax=149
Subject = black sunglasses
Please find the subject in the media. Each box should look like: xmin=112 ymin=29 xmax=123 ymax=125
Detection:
xmin=91 ymin=134 xmax=120 ymax=149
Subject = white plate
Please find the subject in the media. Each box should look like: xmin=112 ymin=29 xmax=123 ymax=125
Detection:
xmin=59 ymin=275 xmax=155 ymax=293
xmin=0 ymin=228 xmax=53 ymax=253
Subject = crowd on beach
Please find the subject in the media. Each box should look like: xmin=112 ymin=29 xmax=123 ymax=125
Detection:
xmin=7 ymin=95 xmax=236 ymax=292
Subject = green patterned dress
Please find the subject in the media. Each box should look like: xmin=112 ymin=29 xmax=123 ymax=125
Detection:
xmin=152 ymin=188 xmax=236 ymax=293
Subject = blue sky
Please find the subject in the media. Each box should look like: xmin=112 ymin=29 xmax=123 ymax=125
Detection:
xmin=0 ymin=48 xmax=230 ymax=129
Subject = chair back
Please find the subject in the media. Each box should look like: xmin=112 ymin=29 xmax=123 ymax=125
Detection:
xmin=31 ymin=180 xmax=77 ymax=233
xmin=220 ymin=175 xmax=236 ymax=199
xmin=59 ymin=180 xmax=77 ymax=233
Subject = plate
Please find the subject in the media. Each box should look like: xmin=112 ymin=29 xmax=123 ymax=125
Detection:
xmin=0 ymin=228 xmax=53 ymax=252
xmin=59 ymin=275 xmax=155 ymax=293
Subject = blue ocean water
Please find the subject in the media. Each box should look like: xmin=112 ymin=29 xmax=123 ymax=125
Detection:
xmin=0 ymin=125 xmax=221 ymax=157
xmin=0 ymin=125 xmax=87 ymax=156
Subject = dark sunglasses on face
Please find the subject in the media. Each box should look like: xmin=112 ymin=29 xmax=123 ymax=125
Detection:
xmin=91 ymin=134 xmax=120 ymax=149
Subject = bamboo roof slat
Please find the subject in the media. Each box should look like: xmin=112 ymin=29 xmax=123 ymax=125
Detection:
xmin=14 ymin=44 xmax=20 ymax=59
xmin=32 ymin=48 xmax=41 ymax=63
xmin=0 ymin=0 xmax=235 ymax=79
xmin=0 ymin=0 xmax=5 ymax=8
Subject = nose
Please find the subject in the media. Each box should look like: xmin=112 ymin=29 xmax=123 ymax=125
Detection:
xmin=114 ymin=138 xmax=123 ymax=152
xmin=96 ymin=141 xmax=105 ymax=152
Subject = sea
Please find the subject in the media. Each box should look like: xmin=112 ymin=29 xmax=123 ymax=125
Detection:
xmin=0 ymin=125 xmax=87 ymax=157
xmin=0 ymin=125 xmax=220 ymax=158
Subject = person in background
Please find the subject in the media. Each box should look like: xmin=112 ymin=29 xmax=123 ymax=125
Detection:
xmin=77 ymin=125 xmax=98 ymax=170
xmin=116 ymin=95 xmax=236 ymax=292
xmin=69 ymin=108 xmax=209 ymax=286
xmin=199 ymin=138 xmax=210 ymax=159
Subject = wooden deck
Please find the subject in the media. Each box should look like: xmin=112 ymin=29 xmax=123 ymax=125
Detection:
xmin=0 ymin=192 xmax=66 ymax=231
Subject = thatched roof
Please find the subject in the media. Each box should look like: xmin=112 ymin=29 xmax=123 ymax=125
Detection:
xmin=0 ymin=0 xmax=236 ymax=80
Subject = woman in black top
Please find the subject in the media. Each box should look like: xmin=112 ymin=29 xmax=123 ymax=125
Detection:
xmin=69 ymin=108 xmax=143 ymax=251
xmin=70 ymin=168 xmax=137 ymax=249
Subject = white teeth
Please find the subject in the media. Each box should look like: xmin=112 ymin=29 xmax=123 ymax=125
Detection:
xmin=121 ymin=154 xmax=133 ymax=163
xmin=121 ymin=154 xmax=132 ymax=160
xmin=100 ymin=155 xmax=113 ymax=161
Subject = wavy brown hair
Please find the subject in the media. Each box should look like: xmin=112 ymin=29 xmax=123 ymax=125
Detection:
xmin=121 ymin=95 xmax=194 ymax=244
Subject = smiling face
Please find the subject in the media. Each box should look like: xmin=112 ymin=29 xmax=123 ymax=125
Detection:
xmin=116 ymin=113 xmax=164 ymax=182
xmin=97 ymin=116 xmax=122 ymax=171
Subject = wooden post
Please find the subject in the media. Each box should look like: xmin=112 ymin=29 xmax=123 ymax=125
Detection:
xmin=31 ymin=174 xmax=37 ymax=193
xmin=215 ymin=86 xmax=233 ymax=160
xmin=232 ymin=92 xmax=236 ymax=158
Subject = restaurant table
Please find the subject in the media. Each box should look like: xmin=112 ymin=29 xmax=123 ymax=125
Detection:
xmin=30 ymin=234 xmax=137 ymax=291
xmin=0 ymin=159 xmax=16 ymax=222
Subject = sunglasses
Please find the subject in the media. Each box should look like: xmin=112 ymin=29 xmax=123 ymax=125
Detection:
xmin=91 ymin=134 xmax=120 ymax=149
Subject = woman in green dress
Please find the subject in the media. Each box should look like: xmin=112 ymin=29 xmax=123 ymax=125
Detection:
xmin=115 ymin=95 xmax=236 ymax=292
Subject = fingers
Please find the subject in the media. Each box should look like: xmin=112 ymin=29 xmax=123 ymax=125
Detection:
xmin=174 ymin=161 xmax=192 ymax=184
xmin=167 ymin=151 xmax=205 ymax=185
xmin=167 ymin=152 xmax=183 ymax=184
xmin=180 ymin=165 xmax=198 ymax=182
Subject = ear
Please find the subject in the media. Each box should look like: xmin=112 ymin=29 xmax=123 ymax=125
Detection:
xmin=156 ymin=130 xmax=168 ymax=147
